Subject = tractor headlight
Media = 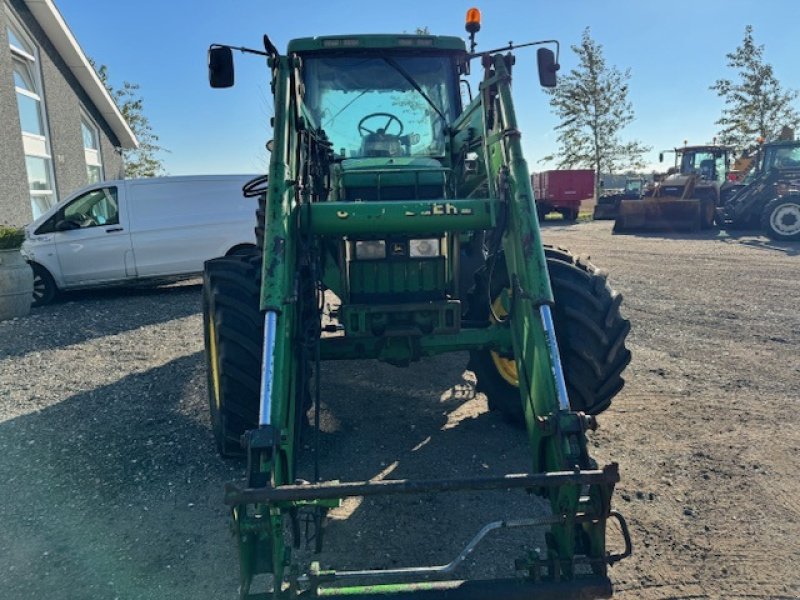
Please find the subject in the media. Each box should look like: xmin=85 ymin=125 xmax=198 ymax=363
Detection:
xmin=409 ymin=238 xmax=440 ymax=258
xmin=354 ymin=240 xmax=386 ymax=260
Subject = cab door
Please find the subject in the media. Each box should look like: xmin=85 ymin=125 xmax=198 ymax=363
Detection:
xmin=52 ymin=185 xmax=134 ymax=286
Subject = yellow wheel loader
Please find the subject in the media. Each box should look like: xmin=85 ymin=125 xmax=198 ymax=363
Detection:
xmin=614 ymin=145 xmax=736 ymax=232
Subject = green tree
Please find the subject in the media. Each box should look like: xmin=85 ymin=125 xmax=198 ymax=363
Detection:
xmin=91 ymin=61 xmax=166 ymax=177
xmin=711 ymin=25 xmax=799 ymax=149
xmin=543 ymin=28 xmax=649 ymax=186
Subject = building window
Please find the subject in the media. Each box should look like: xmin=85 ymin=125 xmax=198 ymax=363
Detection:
xmin=7 ymin=13 xmax=57 ymax=219
xmin=80 ymin=111 xmax=104 ymax=183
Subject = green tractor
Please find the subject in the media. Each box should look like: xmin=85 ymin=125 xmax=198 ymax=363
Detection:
xmin=203 ymin=9 xmax=632 ymax=599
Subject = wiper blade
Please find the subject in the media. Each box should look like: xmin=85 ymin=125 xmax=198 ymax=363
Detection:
xmin=381 ymin=55 xmax=447 ymax=124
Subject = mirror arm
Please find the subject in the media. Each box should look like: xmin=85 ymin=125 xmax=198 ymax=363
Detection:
xmin=211 ymin=42 xmax=270 ymax=58
xmin=468 ymin=39 xmax=559 ymax=63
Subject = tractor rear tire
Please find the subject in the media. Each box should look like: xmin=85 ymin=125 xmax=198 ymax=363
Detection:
xmin=467 ymin=246 xmax=631 ymax=426
xmin=761 ymin=196 xmax=800 ymax=241
xmin=203 ymin=253 xmax=264 ymax=457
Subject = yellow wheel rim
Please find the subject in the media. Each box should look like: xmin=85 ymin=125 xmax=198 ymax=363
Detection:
xmin=208 ymin=316 xmax=222 ymax=410
xmin=489 ymin=289 xmax=519 ymax=387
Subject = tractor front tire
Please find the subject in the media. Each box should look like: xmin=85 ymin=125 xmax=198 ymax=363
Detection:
xmin=203 ymin=254 xmax=264 ymax=457
xmin=468 ymin=246 xmax=631 ymax=426
xmin=761 ymin=196 xmax=800 ymax=241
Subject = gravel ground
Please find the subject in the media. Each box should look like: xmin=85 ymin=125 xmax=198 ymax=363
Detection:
xmin=0 ymin=221 xmax=798 ymax=600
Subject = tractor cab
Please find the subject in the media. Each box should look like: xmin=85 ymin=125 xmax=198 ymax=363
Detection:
xmin=760 ymin=140 xmax=800 ymax=173
xmin=622 ymin=177 xmax=645 ymax=199
xmin=292 ymin=36 xmax=465 ymax=194
xmin=293 ymin=38 xmax=465 ymax=163
xmin=675 ymin=145 xmax=732 ymax=184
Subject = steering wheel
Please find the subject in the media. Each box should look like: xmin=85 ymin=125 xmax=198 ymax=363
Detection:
xmin=358 ymin=112 xmax=404 ymax=137
xmin=74 ymin=213 xmax=97 ymax=227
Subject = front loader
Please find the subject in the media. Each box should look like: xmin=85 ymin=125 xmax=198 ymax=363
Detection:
xmin=203 ymin=9 xmax=632 ymax=599
xmin=614 ymin=144 xmax=734 ymax=232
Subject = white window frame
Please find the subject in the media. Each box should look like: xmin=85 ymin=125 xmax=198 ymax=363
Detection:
xmin=80 ymin=108 xmax=104 ymax=183
xmin=6 ymin=6 xmax=58 ymax=215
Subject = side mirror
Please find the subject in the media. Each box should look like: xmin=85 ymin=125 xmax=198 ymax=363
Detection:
xmin=537 ymin=48 xmax=559 ymax=88
xmin=658 ymin=152 xmax=664 ymax=163
xmin=209 ymin=46 xmax=234 ymax=88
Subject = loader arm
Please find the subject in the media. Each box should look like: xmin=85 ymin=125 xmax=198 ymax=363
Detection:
xmin=466 ymin=52 xmax=613 ymax=578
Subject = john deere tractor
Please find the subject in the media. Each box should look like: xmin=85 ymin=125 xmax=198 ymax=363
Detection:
xmin=203 ymin=9 xmax=632 ymax=599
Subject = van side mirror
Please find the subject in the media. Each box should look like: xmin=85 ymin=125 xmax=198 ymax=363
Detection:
xmin=209 ymin=46 xmax=234 ymax=88
xmin=537 ymin=48 xmax=559 ymax=88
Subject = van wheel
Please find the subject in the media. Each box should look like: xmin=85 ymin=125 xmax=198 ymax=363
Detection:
xmin=31 ymin=264 xmax=57 ymax=307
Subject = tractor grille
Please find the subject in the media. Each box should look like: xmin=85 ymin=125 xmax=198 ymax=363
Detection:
xmin=349 ymin=257 xmax=446 ymax=303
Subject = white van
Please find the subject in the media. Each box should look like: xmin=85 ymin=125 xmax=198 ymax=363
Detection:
xmin=21 ymin=175 xmax=259 ymax=305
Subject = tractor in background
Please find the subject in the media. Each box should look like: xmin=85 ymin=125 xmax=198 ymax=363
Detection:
xmin=718 ymin=137 xmax=800 ymax=240
xmin=593 ymin=177 xmax=647 ymax=220
xmin=615 ymin=144 xmax=736 ymax=232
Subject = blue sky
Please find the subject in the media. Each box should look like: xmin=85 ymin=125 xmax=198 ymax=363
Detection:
xmin=58 ymin=0 xmax=800 ymax=175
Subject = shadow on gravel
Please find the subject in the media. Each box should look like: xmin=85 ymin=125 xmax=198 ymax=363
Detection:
xmin=610 ymin=227 xmax=800 ymax=255
xmin=0 ymin=351 xmax=240 ymax=600
xmin=610 ymin=229 xmax=723 ymax=241
xmin=719 ymin=235 xmax=800 ymax=256
xmin=291 ymin=353 xmax=549 ymax=581
xmin=2 ymin=282 xmax=203 ymax=359
xmin=0 ymin=346 xmax=549 ymax=598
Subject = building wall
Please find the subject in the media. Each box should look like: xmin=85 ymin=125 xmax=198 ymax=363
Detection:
xmin=0 ymin=0 xmax=125 ymax=227
xmin=0 ymin=18 xmax=30 ymax=227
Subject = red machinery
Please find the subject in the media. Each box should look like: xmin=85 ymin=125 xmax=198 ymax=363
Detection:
xmin=532 ymin=169 xmax=594 ymax=221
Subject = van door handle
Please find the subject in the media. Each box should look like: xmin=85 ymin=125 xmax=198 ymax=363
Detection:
xmin=105 ymin=227 xmax=124 ymax=233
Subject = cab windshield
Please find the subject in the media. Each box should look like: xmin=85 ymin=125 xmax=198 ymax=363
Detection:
xmin=625 ymin=180 xmax=642 ymax=194
xmin=763 ymin=144 xmax=800 ymax=171
xmin=680 ymin=151 xmax=726 ymax=182
xmin=302 ymin=55 xmax=458 ymax=159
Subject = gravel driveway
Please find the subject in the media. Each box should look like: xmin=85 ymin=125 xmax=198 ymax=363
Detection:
xmin=1 ymin=221 xmax=798 ymax=600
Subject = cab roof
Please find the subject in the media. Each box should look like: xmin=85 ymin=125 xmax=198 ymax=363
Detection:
xmin=675 ymin=145 xmax=734 ymax=154
xmin=287 ymin=34 xmax=467 ymax=54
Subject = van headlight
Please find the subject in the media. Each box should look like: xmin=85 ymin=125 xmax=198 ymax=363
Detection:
xmin=354 ymin=240 xmax=386 ymax=260
xmin=409 ymin=238 xmax=440 ymax=258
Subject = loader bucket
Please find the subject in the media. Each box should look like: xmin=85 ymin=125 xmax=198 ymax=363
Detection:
xmin=613 ymin=198 xmax=701 ymax=233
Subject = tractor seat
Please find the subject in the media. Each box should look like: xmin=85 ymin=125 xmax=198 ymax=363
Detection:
xmin=699 ymin=159 xmax=715 ymax=180
xmin=360 ymin=130 xmax=406 ymax=158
